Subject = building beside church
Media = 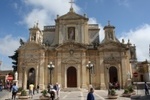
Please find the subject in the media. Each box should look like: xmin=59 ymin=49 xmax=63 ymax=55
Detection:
xmin=17 ymin=7 xmax=137 ymax=90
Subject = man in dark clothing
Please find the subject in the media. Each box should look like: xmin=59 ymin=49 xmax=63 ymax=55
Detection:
xmin=145 ymin=82 xmax=149 ymax=95
xmin=11 ymin=83 xmax=18 ymax=100
xmin=37 ymin=84 xmax=39 ymax=93
xmin=87 ymin=88 xmax=95 ymax=100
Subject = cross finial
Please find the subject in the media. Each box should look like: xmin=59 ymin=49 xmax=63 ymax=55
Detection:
xmin=36 ymin=20 xmax=39 ymax=27
xmin=69 ymin=0 xmax=74 ymax=9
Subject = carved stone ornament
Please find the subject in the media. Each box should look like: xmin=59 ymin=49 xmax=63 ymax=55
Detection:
xmin=69 ymin=49 xmax=74 ymax=55
xmin=104 ymin=55 xmax=121 ymax=64
xmin=62 ymin=57 xmax=81 ymax=64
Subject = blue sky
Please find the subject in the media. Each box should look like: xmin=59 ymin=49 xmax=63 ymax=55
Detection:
xmin=0 ymin=0 xmax=150 ymax=70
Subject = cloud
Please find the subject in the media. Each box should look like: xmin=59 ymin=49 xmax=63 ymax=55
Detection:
xmin=95 ymin=0 xmax=104 ymax=3
xmin=0 ymin=35 xmax=21 ymax=70
xmin=2 ymin=0 xmax=149 ymax=71
xmin=116 ymin=0 xmax=129 ymax=7
xmin=22 ymin=0 xmax=81 ymax=29
xmin=0 ymin=35 xmax=20 ymax=56
xmin=12 ymin=2 xmax=18 ymax=9
xmin=88 ymin=17 xmax=97 ymax=24
xmin=88 ymin=17 xmax=104 ymax=42
xmin=119 ymin=24 xmax=150 ymax=61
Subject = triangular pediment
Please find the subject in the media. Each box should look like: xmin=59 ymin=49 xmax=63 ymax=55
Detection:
xmin=56 ymin=11 xmax=88 ymax=20
xmin=56 ymin=42 xmax=87 ymax=51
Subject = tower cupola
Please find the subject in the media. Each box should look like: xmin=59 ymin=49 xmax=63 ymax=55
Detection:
xmin=28 ymin=22 xmax=43 ymax=44
xmin=102 ymin=21 xmax=119 ymax=43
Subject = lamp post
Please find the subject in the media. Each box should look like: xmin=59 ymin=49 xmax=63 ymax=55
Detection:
xmin=47 ymin=62 xmax=55 ymax=84
xmin=86 ymin=61 xmax=93 ymax=85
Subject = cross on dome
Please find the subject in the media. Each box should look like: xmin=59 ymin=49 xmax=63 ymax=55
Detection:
xmin=69 ymin=0 xmax=74 ymax=8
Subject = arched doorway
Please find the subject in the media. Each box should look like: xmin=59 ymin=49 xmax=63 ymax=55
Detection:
xmin=109 ymin=67 xmax=118 ymax=83
xmin=67 ymin=67 xmax=77 ymax=87
xmin=27 ymin=68 xmax=35 ymax=89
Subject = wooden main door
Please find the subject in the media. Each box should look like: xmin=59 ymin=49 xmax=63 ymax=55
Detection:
xmin=27 ymin=68 xmax=36 ymax=89
xmin=109 ymin=66 xmax=118 ymax=83
xmin=67 ymin=67 xmax=77 ymax=87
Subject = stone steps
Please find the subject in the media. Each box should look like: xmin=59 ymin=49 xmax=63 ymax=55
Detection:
xmin=61 ymin=88 xmax=81 ymax=92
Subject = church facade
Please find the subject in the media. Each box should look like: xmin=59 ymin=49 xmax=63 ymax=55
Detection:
xmin=17 ymin=7 xmax=137 ymax=90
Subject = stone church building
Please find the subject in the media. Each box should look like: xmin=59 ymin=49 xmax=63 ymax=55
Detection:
xmin=17 ymin=7 xmax=137 ymax=90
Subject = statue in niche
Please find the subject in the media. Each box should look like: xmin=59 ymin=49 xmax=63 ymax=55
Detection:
xmin=108 ymin=32 xmax=113 ymax=39
xmin=31 ymin=35 xmax=36 ymax=41
xmin=130 ymin=46 xmax=136 ymax=59
xmin=68 ymin=27 xmax=75 ymax=40
xmin=15 ymin=71 xmax=18 ymax=80
xmin=20 ymin=39 xmax=24 ymax=45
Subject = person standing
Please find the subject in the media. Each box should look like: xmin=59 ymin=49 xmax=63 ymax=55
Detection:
xmin=10 ymin=83 xmax=13 ymax=92
xmin=29 ymin=83 xmax=34 ymax=98
xmin=33 ymin=86 xmax=35 ymax=95
xmin=11 ymin=83 xmax=18 ymax=100
xmin=87 ymin=88 xmax=95 ymax=100
xmin=54 ymin=83 xmax=60 ymax=99
xmin=37 ymin=84 xmax=39 ymax=93
xmin=144 ymin=82 xmax=149 ymax=95
xmin=0 ymin=80 xmax=3 ymax=91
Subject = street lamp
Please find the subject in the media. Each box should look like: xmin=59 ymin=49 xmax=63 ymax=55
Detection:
xmin=86 ymin=61 xmax=93 ymax=84
xmin=47 ymin=61 xmax=55 ymax=84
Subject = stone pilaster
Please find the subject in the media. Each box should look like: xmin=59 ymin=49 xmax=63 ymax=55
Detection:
xmin=39 ymin=62 xmax=45 ymax=89
xmin=99 ymin=53 xmax=106 ymax=89
xmin=81 ymin=52 xmax=87 ymax=89
xmin=57 ymin=53 xmax=62 ymax=84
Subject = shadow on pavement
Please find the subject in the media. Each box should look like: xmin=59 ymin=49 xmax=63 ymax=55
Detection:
xmin=131 ymin=95 xmax=150 ymax=100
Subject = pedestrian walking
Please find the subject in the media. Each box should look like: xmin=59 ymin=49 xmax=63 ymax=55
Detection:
xmin=0 ymin=80 xmax=3 ymax=91
xmin=144 ymin=82 xmax=149 ymax=95
xmin=29 ymin=83 xmax=34 ymax=98
xmin=53 ymin=83 xmax=60 ymax=99
xmin=11 ymin=83 xmax=18 ymax=100
xmin=37 ymin=84 xmax=39 ymax=93
xmin=47 ymin=83 xmax=51 ymax=93
xmin=49 ymin=85 xmax=56 ymax=100
xmin=33 ymin=86 xmax=35 ymax=95
xmin=10 ymin=83 xmax=13 ymax=92
xmin=87 ymin=88 xmax=95 ymax=100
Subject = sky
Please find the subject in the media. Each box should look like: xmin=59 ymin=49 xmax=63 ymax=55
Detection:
xmin=0 ymin=0 xmax=150 ymax=70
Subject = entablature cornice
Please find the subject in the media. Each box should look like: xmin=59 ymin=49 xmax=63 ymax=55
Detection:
xmin=62 ymin=57 xmax=81 ymax=64
xmin=103 ymin=56 xmax=121 ymax=64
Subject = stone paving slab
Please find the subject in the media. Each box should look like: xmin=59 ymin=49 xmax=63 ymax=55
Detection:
xmin=1 ymin=89 xmax=149 ymax=100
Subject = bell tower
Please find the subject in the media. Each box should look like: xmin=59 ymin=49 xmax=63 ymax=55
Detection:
xmin=104 ymin=21 xmax=115 ymax=40
xmin=28 ymin=23 xmax=43 ymax=44
xmin=102 ymin=21 xmax=119 ymax=43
